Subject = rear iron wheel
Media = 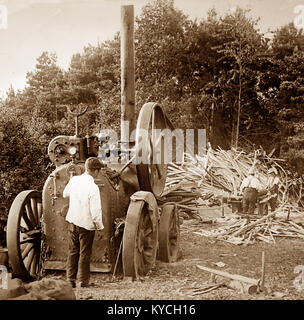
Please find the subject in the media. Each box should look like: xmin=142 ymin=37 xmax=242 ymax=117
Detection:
xmin=122 ymin=197 xmax=158 ymax=279
xmin=7 ymin=190 xmax=42 ymax=281
xmin=158 ymin=204 xmax=180 ymax=263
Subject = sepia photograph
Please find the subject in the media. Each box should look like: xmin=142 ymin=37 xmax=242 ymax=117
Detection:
xmin=0 ymin=0 xmax=304 ymax=309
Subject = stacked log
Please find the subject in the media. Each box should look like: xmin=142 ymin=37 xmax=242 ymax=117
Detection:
xmin=193 ymin=209 xmax=304 ymax=245
xmin=161 ymin=147 xmax=304 ymax=217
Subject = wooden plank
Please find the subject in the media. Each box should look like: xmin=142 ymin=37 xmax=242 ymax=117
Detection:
xmin=196 ymin=264 xmax=260 ymax=286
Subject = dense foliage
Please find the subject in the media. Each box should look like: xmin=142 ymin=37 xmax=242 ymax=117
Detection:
xmin=1 ymin=0 xmax=304 ymax=212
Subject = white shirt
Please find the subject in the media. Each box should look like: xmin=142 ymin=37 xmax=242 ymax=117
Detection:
xmin=63 ymin=172 xmax=104 ymax=231
xmin=266 ymin=176 xmax=280 ymax=189
xmin=240 ymin=175 xmax=261 ymax=192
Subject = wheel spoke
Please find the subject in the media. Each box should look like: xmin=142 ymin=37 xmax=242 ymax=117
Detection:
xmin=152 ymin=132 xmax=162 ymax=166
xmin=144 ymin=236 xmax=153 ymax=249
xmin=144 ymin=227 xmax=153 ymax=237
xmin=19 ymin=225 xmax=29 ymax=234
xmin=24 ymin=248 xmax=35 ymax=270
xmin=22 ymin=211 xmax=34 ymax=230
xmin=22 ymin=243 xmax=34 ymax=260
xmin=143 ymin=248 xmax=153 ymax=265
xmin=20 ymin=237 xmax=35 ymax=245
xmin=37 ymin=202 xmax=42 ymax=219
xmin=25 ymin=202 xmax=37 ymax=226
xmin=143 ymin=249 xmax=153 ymax=258
xmin=170 ymin=238 xmax=177 ymax=248
xmin=31 ymin=198 xmax=39 ymax=225
xmin=149 ymin=130 xmax=162 ymax=179
xmin=30 ymin=252 xmax=38 ymax=276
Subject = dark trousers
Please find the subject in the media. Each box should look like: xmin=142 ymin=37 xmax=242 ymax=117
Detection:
xmin=66 ymin=223 xmax=95 ymax=284
xmin=242 ymin=187 xmax=258 ymax=214
xmin=269 ymin=185 xmax=278 ymax=212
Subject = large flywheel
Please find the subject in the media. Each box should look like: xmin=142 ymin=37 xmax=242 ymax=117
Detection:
xmin=122 ymin=192 xmax=159 ymax=279
xmin=7 ymin=190 xmax=43 ymax=281
xmin=135 ymin=103 xmax=168 ymax=197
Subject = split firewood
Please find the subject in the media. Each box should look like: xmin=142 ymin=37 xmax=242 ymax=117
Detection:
xmin=231 ymin=210 xmax=278 ymax=237
xmin=162 ymin=146 xmax=304 ymax=244
xmin=161 ymin=146 xmax=304 ymax=215
xmin=192 ymin=211 xmax=304 ymax=245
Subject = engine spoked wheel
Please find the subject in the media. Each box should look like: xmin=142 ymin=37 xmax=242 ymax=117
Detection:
xmin=158 ymin=204 xmax=180 ymax=263
xmin=7 ymin=190 xmax=43 ymax=281
xmin=122 ymin=196 xmax=158 ymax=279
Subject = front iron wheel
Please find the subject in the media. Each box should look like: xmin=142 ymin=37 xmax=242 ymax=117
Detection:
xmin=122 ymin=198 xmax=158 ymax=279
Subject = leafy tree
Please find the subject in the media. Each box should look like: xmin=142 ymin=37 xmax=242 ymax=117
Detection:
xmin=135 ymin=0 xmax=193 ymax=102
xmin=257 ymin=22 xmax=304 ymax=171
xmin=64 ymin=38 xmax=121 ymax=134
xmin=202 ymin=8 xmax=266 ymax=148
xmin=0 ymin=108 xmax=50 ymax=212
xmin=275 ymin=49 xmax=304 ymax=172
xmin=272 ymin=23 xmax=304 ymax=59
xmin=23 ymin=51 xmax=65 ymax=121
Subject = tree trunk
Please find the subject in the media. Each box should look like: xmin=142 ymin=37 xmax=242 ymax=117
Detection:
xmin=235 ymin=67 xmax=242 ymax=149
xmin=231 ymin=101 xmax=236 ymax=148
xmin=210 ymin=99 xmax=214 ymax=145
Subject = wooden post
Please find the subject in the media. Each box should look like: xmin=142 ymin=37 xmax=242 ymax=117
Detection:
xmin=221 ymin=196 xmax=225 ymax=218
xmin=121 ymin=5 xmax=135 ymax=145
xmin=260 ymin=251 xmax=265 ymax=289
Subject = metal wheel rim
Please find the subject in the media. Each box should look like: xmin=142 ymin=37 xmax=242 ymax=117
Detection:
xmin=7 ymin=190 xmax=42 ymax=280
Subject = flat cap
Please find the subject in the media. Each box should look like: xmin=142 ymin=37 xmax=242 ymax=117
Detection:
xmin=268 ymin=167 xmax=277 ymax=175
xmin=248 ymin=167 xmax=255 ymax=175
xmin=85 ymin=157 xmax=103 ymax=170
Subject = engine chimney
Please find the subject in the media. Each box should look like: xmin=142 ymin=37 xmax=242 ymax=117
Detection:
xmin=120 ymin=5 xmax=135 ymax=147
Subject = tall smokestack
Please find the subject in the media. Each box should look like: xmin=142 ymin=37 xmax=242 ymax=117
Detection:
xmin=120 ymin=5 xmax=135 ymax=145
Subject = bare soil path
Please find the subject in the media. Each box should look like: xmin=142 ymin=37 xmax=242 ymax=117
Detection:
xmin=63 ymin=214 xmax=304 ymax=301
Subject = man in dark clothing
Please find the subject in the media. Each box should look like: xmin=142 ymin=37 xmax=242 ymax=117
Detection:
xmin=240 ymin=167 xmax=262 ymax=215
xmin=266 ymin=167 xmax=280 ymax=212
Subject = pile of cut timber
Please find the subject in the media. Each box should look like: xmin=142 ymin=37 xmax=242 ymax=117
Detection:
xmin=193 ymin=209 xmax=304 ymax=245
xmin=161 ymin=147 xmax=304 ymax=217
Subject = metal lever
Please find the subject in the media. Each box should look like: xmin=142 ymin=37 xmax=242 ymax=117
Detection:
xmin=67 ymin=105 xmax=88 ymax=137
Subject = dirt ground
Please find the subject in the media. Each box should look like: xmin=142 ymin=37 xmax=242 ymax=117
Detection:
xmin=55 ymin=209 xmax=304 ymax=301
